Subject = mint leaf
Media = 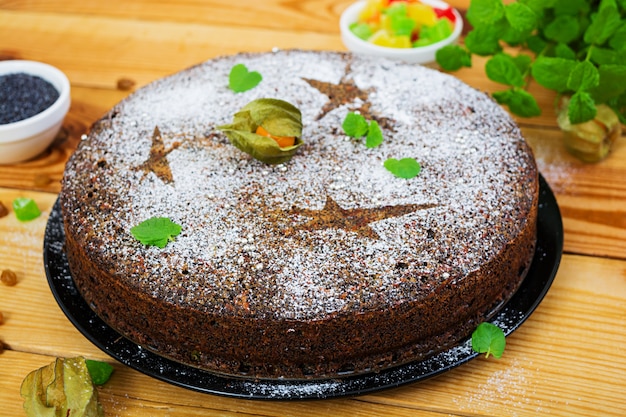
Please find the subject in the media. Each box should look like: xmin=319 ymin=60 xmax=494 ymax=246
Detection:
xmin=342 ymin=112 xmax=369 ymax=138
xmin=366 ymin=120 xmax=383 ymax=148
xmin=609 ymin=22 xmax=626 ymax=51
xmin=543 ymin=15 xmax=580 ymax=44
xmin=228 ymin=64 xmax=262 ymax=93
xmin=589 ymin=47 xmax=619 ymax=66
xmin=522 ymin=0 xmax=556 ymax=14
xmin=554 ymin=43 xmax=577 ymax=60
xmin=472 ymin=322 xmax=506 ymax=358
xmin=554 ymin=0 xmax=590 ymax=15
xmin=567 ymin=60 xmax=600 ymax=91
xmin=436 ymin=45 xmax=472 ymax=71
xmin=504 ymin=2 xmax=537 ymax=33
xmin=531 ymin=57 xmax=577 ymax=92
xmin=384 ymin=158 xmax=421 ymax=179
xmin=526 ymin=34 xmax=547 ymax=55
xmin=584 ymin=0 xmax=621 ymax=45
xmin=131 ymin=217 xmax=182 ymax=248
xmin=590 ymin=64 xmax=626 ymax=102
xmin=485 ymin=53 xmax=525 ymax=87
xmin=85 ymin=360 xmax=114 ymax=385
xmin=12 ymin=198 xmax=41 ymax=222
xmin=500 ymin=24 xmax=527 ymax=47
xmin=465 ymin=26 xmax=503 ymax=56
xmin=568 ymin=91 xmax=597 ymax=124
xmin=466 ymin=0 xmax=505 ymax=26
xmin=492 ymin=88 xmax=541 ymax=117
xmin=512 ymin=54 xmax=532 ymax=74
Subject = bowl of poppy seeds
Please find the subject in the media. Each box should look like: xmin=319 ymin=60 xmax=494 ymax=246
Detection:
xmin=0 ymin=60 xmax=70 ymax=164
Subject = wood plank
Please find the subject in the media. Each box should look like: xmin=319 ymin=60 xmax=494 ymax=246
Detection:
xmin=0 ymin=0 xmax=473 ymax=34
xmin=0 ymin=0 xmax=354 ymax=34
xmin=0 ymin=10 xmax=343 ymax=89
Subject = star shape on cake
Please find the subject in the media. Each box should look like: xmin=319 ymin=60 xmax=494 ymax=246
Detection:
xmin=302 ymin=64 xmax=395 ymax=130
xmin=302 ymin=76 xmax=370 ymax=120
xmin=136 ymin=126 xmax=181 ymax=184
xmin=279 ymin=195 xmax=437 ymax=240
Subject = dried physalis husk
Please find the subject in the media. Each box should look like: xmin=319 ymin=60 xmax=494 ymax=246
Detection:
xmin=217 ymin=98 xmax=303 ymax=164
xmin=558 ymin=98 xmax=621 ymax=163
xmin=21 ymin=357 xmax=104 ymax=417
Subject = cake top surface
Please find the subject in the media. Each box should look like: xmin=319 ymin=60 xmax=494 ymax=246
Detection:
xmin=61 ymin=50 xmax=537 ymax=320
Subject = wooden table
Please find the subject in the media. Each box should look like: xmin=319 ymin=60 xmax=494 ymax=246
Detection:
xmin=1 ymin=1 xmax=625 ymax=416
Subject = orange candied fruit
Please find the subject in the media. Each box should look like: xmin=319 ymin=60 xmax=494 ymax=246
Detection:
xmin=255 ymin=125 xmax=296 ymax=148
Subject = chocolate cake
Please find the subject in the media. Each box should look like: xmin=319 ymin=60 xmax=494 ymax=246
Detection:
xmin=60 ymin=50 xmax=538 ymax=379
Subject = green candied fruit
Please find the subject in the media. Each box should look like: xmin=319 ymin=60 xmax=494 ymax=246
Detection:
xmin=413 ymin=18 xmax=453 ymax=47
xmin=12 ymin=198 xmax=41 ymax=222
xmin=350 ymin=22 xmax=373 ymax=40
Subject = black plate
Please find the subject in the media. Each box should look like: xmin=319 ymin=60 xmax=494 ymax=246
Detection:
xmin=44 ymin=175 xmax=562 ymax=400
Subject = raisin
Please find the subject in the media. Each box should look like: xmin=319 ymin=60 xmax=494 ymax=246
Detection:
xmin=1 ymin=269 xmax=17 ymax=286
xmin=116 ymin=77 xmax=136 ymax=91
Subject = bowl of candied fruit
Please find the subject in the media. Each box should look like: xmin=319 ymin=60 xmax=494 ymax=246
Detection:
xmin=0 ymin=60 xmax=70 ymax=164
xmin=340 ymin=0 xmax=463 ymax=64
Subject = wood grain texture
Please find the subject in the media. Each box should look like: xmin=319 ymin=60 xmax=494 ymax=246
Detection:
xmin=1 ymin=0 xmax=626 ymax=415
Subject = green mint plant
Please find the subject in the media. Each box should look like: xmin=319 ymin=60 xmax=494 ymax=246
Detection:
xmin=436 ymin=0 xmax=626 ymax=125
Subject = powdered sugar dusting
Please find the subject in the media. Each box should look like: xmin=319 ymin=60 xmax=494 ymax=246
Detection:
xmin=61 ymin=50 xmax=537 ymax=321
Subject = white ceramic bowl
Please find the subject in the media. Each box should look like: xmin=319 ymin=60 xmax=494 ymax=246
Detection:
xmin=0 ymin=60 xmax=71 ymax=164
xmin=340 ymin=0 xmax=463 ymax=64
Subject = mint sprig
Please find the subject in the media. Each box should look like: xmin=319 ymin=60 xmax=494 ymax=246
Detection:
xmin=228 ymin=64 xmax=262 ymax=93
xmin=342 ymin=112 xmax=384 ymax=149
xmin=130 ymin=217 xmax=182 ymax=248
xmin=436 ymin=0 xmax=626 ymax=125
xmin=342 ymin=112 xmax=369 ymax=138
xmin=342 ymin=113 xmax=422 ymax=179
xmin=471 ymin=322 xmax=506 ymax=359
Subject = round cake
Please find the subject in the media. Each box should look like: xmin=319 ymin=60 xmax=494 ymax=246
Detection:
xmin=60 ymin=49 xmax=538 ymax=379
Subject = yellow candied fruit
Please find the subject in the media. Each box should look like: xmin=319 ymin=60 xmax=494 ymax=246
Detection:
xmin=379 ymin=13 xmax=392 ymax=33
xmin=369 ymin=30 xmax=412 ymax=48
xmin=407 ymin=3 xmax=437 ymax=27
xmin=358 ymin=0 xmax=388 ymax=23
